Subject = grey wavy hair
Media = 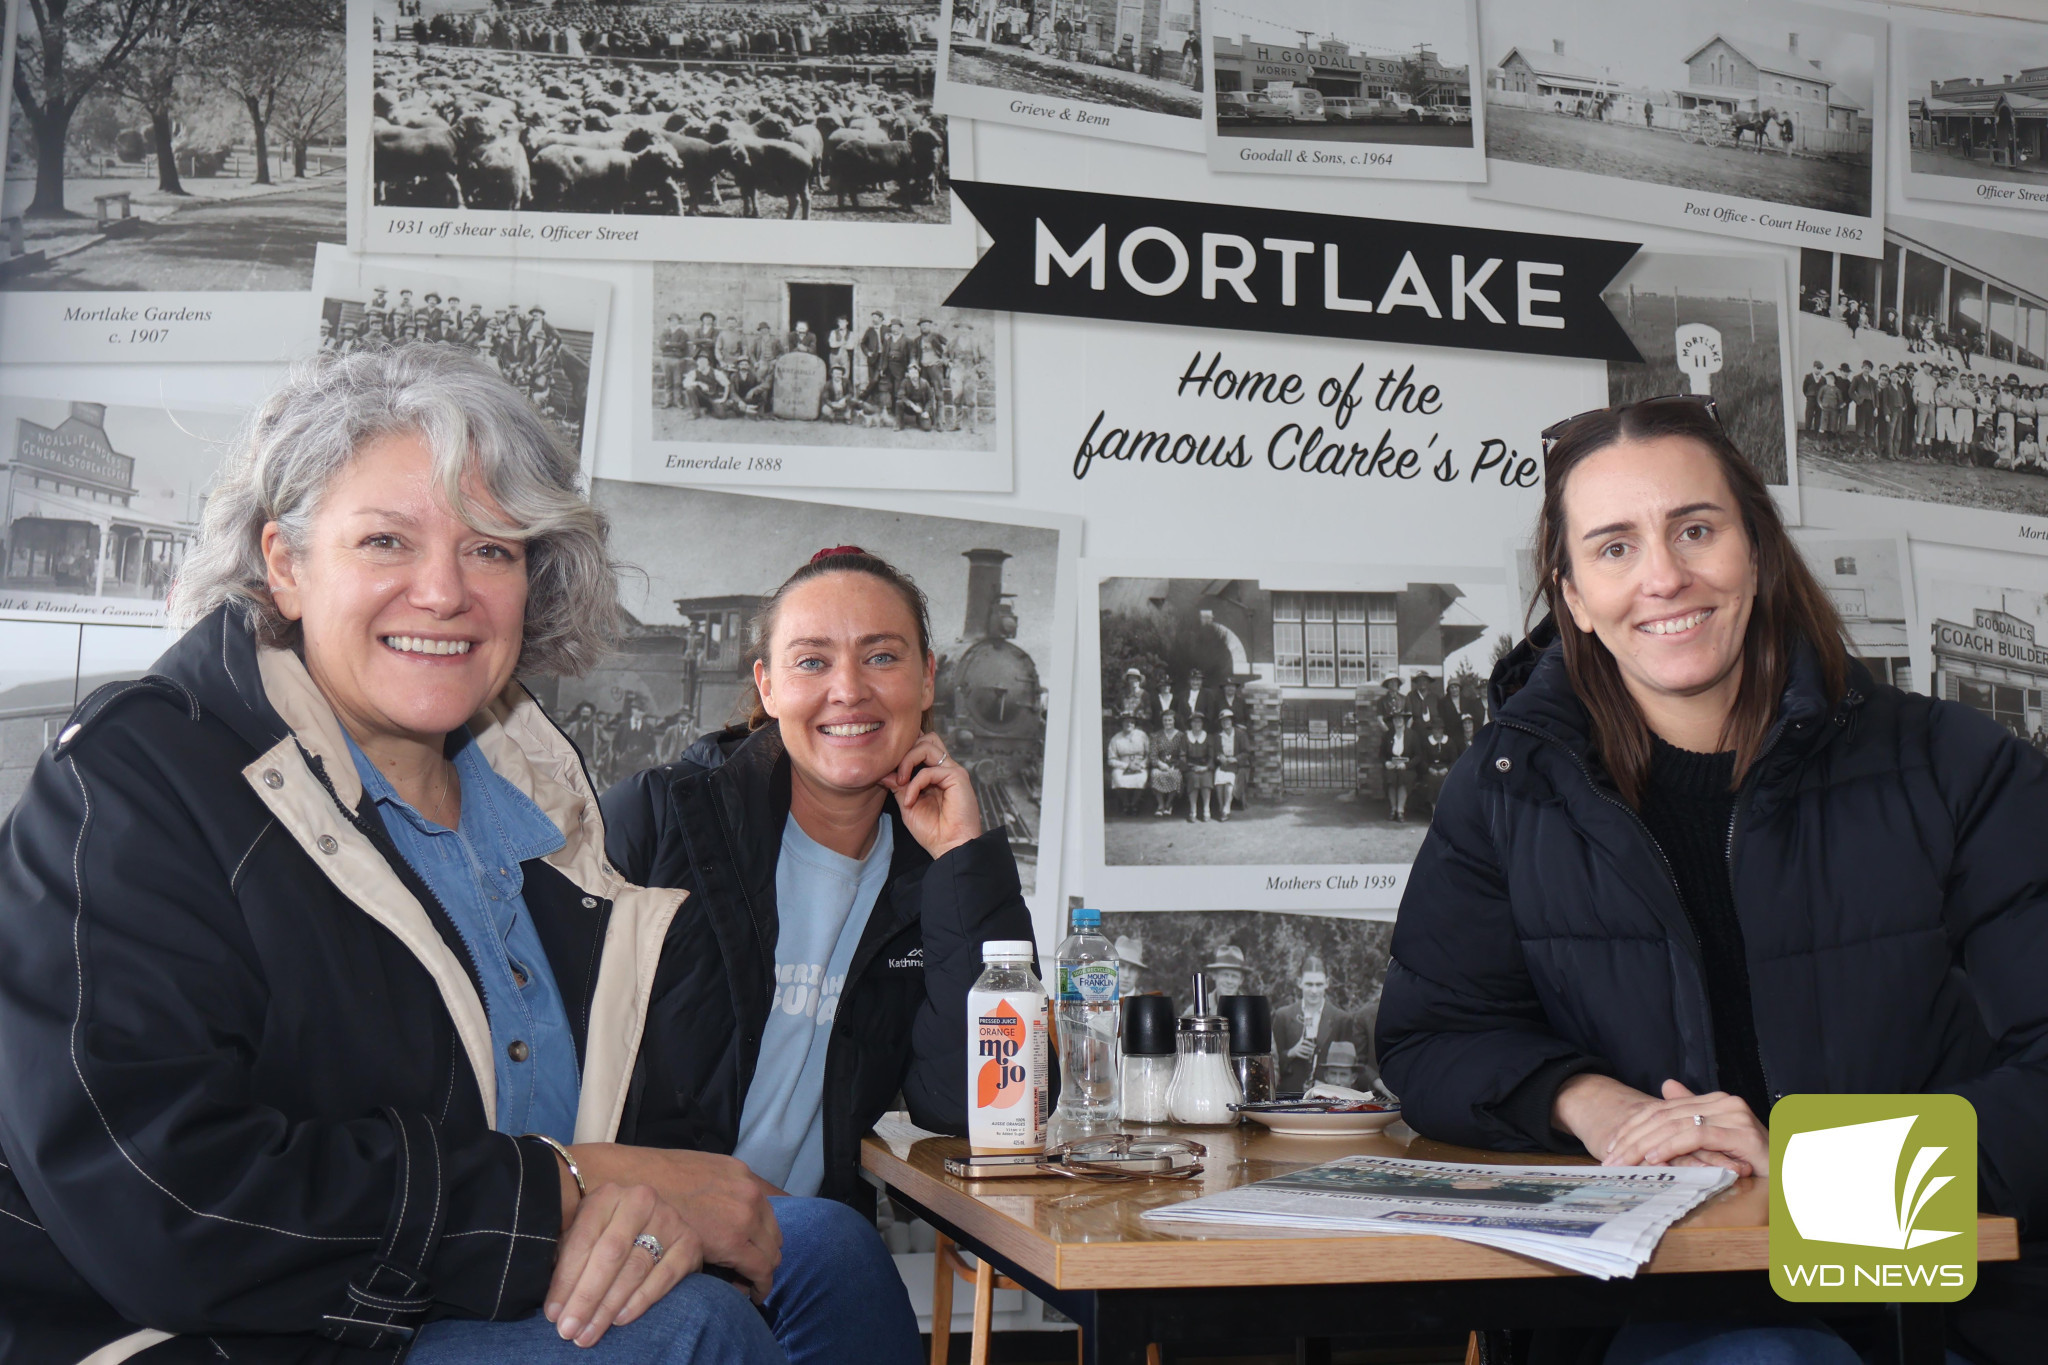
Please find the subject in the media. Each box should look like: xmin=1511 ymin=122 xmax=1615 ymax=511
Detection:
xmin=175 ymin=345 xmax=621 ymax=678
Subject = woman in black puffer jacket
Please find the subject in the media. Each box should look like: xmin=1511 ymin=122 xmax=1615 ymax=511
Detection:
xmin=1377 ymin=397 xmax=2048 ymax=1365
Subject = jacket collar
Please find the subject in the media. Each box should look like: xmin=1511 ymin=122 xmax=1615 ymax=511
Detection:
xmin=694 ymin=721 xmax=932 ymax=944
xmin=1493 ymin=613 xmax=1866 ymax=770
xmin=154 ymin=605 xmax=685 ymax=1143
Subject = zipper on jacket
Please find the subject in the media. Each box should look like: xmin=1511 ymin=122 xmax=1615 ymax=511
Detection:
xmin=1721 ymin=697 xmax=1833 ymax=1110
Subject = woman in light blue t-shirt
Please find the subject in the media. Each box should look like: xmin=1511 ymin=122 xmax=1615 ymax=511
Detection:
xmin=603 ymin=548 xmax=1040 ymax=1211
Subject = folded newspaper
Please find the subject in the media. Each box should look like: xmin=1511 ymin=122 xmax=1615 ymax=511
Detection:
xmin=1142 ymin=1154 xmax=1733 ymax=1278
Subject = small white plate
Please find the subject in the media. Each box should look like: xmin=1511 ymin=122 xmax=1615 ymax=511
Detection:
xmin=1245 ymin=1108 xmax=1404 ymax=1137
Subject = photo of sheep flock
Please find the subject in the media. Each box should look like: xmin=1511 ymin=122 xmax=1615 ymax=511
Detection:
xmin=369 ymin=0 xmax=954 ymax=224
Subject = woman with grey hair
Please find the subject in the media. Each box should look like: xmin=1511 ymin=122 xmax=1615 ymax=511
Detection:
xmin=0 ymin=347 xmax=918 ymax=1365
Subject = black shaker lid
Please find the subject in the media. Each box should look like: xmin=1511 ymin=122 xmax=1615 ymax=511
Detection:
xmin=1220 ymin=994 xmax=1272 ymax=1054
xmin=1121 ymin=994 xmax=1178 ymax=1055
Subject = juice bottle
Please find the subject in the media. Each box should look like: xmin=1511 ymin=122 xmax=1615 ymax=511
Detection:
xmin=966 ymin=940 xmax=1049 ymax=1155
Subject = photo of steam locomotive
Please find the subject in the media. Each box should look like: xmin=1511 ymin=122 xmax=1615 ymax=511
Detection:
xmin=932 ymin=548 xmax=1046 ymax=861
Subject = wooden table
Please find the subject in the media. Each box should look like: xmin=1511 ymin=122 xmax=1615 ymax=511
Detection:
xmin=863 ymin=1119 xmax=2019 ymax=1365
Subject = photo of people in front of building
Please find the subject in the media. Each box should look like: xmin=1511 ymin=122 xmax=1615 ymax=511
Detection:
xmin=1795 ymin=214 xmax=2048 ymax=517
xmin=1481 ymin=0 xmax=1877 ymax=214
xmin=1097 ymin=574 xmax=1511 ymax=868
xmin=650 ymin=263 xmax=1001 ymax=451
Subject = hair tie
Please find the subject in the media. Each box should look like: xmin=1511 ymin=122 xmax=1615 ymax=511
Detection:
xmin=810 ymin=545 xmax=866 ymax=563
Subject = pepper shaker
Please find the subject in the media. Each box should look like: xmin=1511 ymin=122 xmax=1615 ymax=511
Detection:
xmin=1221 ymin=994 xmax=1276 ymax=1107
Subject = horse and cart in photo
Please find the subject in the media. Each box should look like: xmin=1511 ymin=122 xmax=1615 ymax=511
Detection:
xmin=1681 ymin=106 xmax=1794 ymax=153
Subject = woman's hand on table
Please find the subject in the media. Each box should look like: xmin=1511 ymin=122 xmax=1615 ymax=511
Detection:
xmin=1600 ymin=1080 xmax=1769 ymax=1177
xmin=568 ymin=1144 xmax=782 ymax=1302
xmin=881 ymin=732 xmax=983 ymax=860
xmin=547 ymin=1182 xmax=700 ymax=1348
xmin=1551 ymin=1074 xmax=1765 ymax=1176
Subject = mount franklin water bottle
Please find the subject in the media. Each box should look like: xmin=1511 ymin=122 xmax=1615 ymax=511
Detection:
xmin=1053 ymin=907 xmax=1120 ymax=1125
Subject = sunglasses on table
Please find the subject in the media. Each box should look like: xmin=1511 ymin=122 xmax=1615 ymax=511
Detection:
xmin=1040 ymin=1133 xmax=1207 ymax=1182
xmin=1540 ymin=393 xmax=1722 ymax=459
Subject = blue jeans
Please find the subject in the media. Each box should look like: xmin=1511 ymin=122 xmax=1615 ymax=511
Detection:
xmin=410 ymin=1196 xmax=919 ymax=1365
xmin=1605 ymin=1320 xmax=1860 ymax=1364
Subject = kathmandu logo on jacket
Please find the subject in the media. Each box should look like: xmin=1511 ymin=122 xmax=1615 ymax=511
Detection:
xmin=885 ymin=946 xmax=924 ymax=970
xmin=1769 ymin=1094 xmax=1976 ymax=1302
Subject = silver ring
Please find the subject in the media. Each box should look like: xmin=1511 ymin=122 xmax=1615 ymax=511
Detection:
xmin=1692 ymin=1113 xmax=1704 ymax=1127
xmin=632 ymin=1233 xmax=665 ymax=1264
xmin=933 ymin=753 xmax=947 ymax=766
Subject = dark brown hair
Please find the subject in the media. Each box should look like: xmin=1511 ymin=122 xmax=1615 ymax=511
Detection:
xmin=736 ymin=548 xmax=934 ymax=732
xmin=1534 ymin=401 xmax=1848 ymax=805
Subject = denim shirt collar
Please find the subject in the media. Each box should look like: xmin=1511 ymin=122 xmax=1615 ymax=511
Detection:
xmin=347 ymin=727 xmax=565 ymax=868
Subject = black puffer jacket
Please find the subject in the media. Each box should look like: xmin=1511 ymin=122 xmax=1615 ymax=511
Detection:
xmin=601 ymin=723 xmax=1037 ymax=1208
xmin=1378 ymin=620 xmax=2048 ymax=1237
xmin=0 ymin=607 xmax=702 ymax=1365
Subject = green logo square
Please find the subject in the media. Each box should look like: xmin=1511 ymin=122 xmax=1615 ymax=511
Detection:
xmin=1769 ymin=1094 xmax=1976 ymax=1302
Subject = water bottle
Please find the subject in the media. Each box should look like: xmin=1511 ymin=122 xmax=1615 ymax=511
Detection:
xmin=1053 ymin=907 xmax=1120 ymax=1125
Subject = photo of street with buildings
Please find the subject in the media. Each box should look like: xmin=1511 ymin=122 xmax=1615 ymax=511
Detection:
xmin=1900 ymin=20 xmax=2048 ymax=211
xmin=1208 ymin=0 xmax=1474 ymax=151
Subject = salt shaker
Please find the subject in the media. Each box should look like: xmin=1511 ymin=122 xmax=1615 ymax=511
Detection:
xmin=1221 ymin=994 xmax=1276 ymax=1107
xmin=1119 ymin=994 xmax=1177 ymax=1124
xmin=1166 ymin=972 xmax=1243 ymax=1125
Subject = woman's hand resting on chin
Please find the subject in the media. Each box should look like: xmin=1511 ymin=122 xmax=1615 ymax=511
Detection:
xmin=879 ymin=732 xmax=983 ymax=861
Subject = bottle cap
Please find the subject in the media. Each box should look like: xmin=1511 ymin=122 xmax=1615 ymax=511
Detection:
xmin=1220 ymin=995 xmax=1272 ymax=1055
xmin=1070 ymin=907 xmax=1101 ymax=929
xmin=981 ymin=940 xmax=1035 ymax=963
xmin=1121 ymin=994 xmax=1177 ymax=1055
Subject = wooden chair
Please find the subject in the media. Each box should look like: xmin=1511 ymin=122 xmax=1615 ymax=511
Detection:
xmin=931 ymin=1232 xmax=1161 ymax=1365
xmin=929 ymin=1231 xmax=1025 ymax=1365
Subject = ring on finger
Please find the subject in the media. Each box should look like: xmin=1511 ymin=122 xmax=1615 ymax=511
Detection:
xmin=632 ymin=1233 xmax=665 ymax=1264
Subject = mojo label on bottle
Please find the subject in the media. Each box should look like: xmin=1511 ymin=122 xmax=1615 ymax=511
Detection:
xmin=967 ymin=991 xmax=1047 ymax=1154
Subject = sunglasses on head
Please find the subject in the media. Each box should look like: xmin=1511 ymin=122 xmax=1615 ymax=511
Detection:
xmin=1539 ymin=393 xmax=1722 ymax=459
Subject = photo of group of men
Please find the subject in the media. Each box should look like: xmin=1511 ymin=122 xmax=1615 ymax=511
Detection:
xmin=657 ymin=308 xmax=978 ymax=430
xmin=1100 ymin=909 xmax=1389 ymax=1097
xmin=1802 ymin=352 xmax=2044 ymax=473
xmin=318 ymin=285 xmax=592 ymax=445
xmin=557 ymin=693 xmax=697 ymax=792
